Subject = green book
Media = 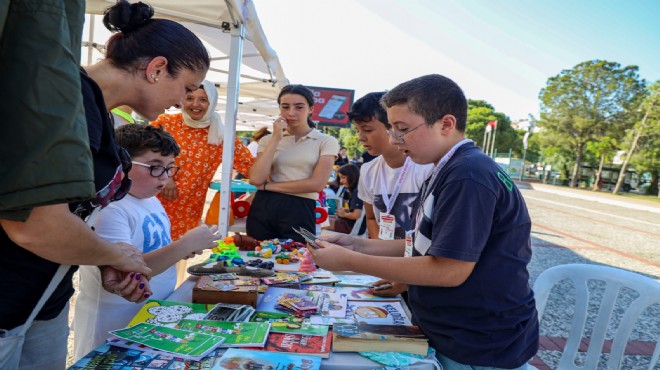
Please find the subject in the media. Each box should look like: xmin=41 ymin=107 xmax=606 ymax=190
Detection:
xmin=176 ymin=319 xmax=270 ymax=347
xmin=109 ymin=323 xmax=224 ymax=360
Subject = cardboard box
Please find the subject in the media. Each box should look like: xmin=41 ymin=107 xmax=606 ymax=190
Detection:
xmin=192 ymin=276 xmax=259 ymax=307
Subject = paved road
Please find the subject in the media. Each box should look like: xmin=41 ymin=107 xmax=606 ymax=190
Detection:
xmin=522 ymin=183 xmax=660 ymax=282
xmin=521 ymin=183 xmax=659 ymax=370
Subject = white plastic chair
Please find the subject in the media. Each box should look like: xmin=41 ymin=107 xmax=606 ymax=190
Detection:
xmin=349 ymin=206 xmax=367 ymax=238
xmin=529 ymin=264 xmax=660 ymax=370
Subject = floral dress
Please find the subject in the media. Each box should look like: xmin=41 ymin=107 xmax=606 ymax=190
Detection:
xmin=151 ymin=113 xmax=254 ymax=240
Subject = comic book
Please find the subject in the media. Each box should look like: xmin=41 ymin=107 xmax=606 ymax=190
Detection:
xmin=333 ymin=274 xmax=381 ymax=287
xmin=176 ymin=319 xmax=270 ymax=347
xmin=309 ymin=300 xmax=412 ymax=326
xmin=303 ymin=285 xmax=401 ymax=301
xmin=127 ymin=299 xmax=215 ymax=327
xmin=246 ymin=331 xmax=333 ymax=358
xmin=67 ymin=343 xmax=225 ymax=370
xmin=257 ymin=287 xmax=347 ymax=318
xmin=332 ymin=323 xmax=429 ymax=355
xmin=109 ymin=323 xmax=225 ymax=360
xmin=213 ymin=348 xmax=321 ymax=370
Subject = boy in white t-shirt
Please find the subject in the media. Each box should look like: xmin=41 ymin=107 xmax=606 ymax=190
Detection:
xmin=73 ymin=125 xmax=222 ymax=360
xmin=351 ymin=92 xmax=432 ymax=240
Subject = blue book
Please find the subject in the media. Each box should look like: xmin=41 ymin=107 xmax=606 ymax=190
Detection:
xmin=213 ymin=348 xmax=321 ymax=370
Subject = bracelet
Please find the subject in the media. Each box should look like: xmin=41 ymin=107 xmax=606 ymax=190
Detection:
xmin=263 ymin=181 xmax=268 ymax=191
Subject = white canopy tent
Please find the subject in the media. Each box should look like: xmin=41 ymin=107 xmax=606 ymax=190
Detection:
xmin=84 ymin=0 xmax=287 ymax=235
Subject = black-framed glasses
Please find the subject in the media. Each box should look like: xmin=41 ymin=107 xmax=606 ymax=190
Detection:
xmin=385 ymin=123 xmax=425 ymax=144
xmin=131 ymin=161 xmax=180 ymax=177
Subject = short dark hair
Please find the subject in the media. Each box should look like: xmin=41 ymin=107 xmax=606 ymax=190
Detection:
xmin=337 ymin=164 xmax=360 ymax=190
xmin=278 ymin=84 xmax=316 ymax=128
xmin=348 ymin=91 xmax=390 ymax=129
xmin=115 ymin=124 xmax=180 ymax=158
xmin=381 ymin=74 xmax=467 ymax=132
xmin=103 ymin=0 xmax=210 ymax=77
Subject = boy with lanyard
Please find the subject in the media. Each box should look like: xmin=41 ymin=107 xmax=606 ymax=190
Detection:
xmin=310 ymin=75 xmax=538 ymax=370
xmin=350 ymin=92 xmax=432 ymax=241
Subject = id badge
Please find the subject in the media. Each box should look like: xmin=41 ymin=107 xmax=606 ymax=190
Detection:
xmin=404 ymin=231 xmax=414 ymax=257
xmin=378 ymin=213 xmax=396 ymax=240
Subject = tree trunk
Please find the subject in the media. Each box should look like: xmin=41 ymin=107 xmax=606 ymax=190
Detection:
xmin=570 ymin=142 xmax=584 ymax=188
xmin=613 ymin=111 xmax=647 ymax=194
xmin=592 ymin=154 xmax=605 ymax=191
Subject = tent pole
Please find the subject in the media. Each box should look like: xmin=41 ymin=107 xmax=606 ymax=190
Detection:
xmin=218 ymin=22 xmax=245 ymax=237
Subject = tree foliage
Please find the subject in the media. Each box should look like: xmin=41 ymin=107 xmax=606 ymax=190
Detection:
xmin=537 ymin=60 xmax=646 ymax=187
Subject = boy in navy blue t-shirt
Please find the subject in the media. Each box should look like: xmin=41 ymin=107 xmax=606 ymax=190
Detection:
xmin=310 ymin=74 xmax=538 ymax=369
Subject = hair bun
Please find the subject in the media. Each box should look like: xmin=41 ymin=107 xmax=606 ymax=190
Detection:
xmin=103 ymin=0 xmax=155 ymax=33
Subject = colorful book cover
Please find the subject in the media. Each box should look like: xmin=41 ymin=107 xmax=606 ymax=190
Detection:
xmin=214 ymin=348 xmax=321 ymax=370
xmin=248 ymin=331 xmax=333 ymax=358
xmin=309 ymin=300 xmax=412 ymax=326
xmin=304 ymin=269 xmax=339 ymax=284
xmin=334 ymin=286 xmax=401 ymax=301
xmin=331 ymin=323 xmax=428 ymax=356
xmin=109 ymin=323 xmax=225 ymax=360
xmin=269 ymin=321 xmax=328 ymax=337
xmin=257 ymin=287 xmax=347 ymax=318
xmin=176 ymin=320 xmax=270 ymax=347
xmin=334 ymin=274 xmax=380 ymax=287
xmin=127 ymin=299 xmax=215 ymax=327
xmin=68 ymin=343 xmax=225 ymax=370
xmin=251 ymin=310 xmax=302 ymax=323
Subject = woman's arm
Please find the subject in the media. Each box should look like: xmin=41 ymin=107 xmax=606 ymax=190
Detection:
xmin=249 ymin=119 xmax=286 ymax=185
xmin=231 ymin=138 xmax=256 ymax=178
xmin=265 ymin=155 xmax=335 ymax=194
xmin=336 ymin=207 xmax=362 ymax=221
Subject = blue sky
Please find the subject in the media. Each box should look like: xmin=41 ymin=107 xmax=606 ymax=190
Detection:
xmin=252 ymin=0 xmax=660 ymax=121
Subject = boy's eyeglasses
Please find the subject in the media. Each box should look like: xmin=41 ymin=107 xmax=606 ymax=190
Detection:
xmin=385 ymin=123 xmax=425 ymax=144
xmin=131 ymin=161 xmax=180 ymax=177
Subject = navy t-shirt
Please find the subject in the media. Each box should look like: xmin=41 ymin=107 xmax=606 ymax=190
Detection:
xmin=0 ymin=70 xmax=124 ymax=330
xmin=408 ymin=143 xmax=538 ymax=368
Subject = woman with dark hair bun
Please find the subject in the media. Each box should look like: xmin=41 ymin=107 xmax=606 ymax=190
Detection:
xmin=247 ymin=85 xmax=339 ymax=242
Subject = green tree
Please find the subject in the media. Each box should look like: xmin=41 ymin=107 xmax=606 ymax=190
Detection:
xmin=537 ymin=60 xmax=646 ymax=187
xmin=466 ymin=100 xmax=524 ymax=157
xmin=617 ymin=81 xmax=660 ymax=195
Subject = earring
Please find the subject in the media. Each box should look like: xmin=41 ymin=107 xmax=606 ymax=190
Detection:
xmin=150 ymin=74 xmax=159 ymax=82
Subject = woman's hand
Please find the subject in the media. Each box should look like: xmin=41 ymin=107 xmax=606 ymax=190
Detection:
xmin=272 ymin=117 xmax=288 ymax=141
xmin=336 ymin=208 xmax=347 ymax=217
xmin=161 ymin=178 xmax=178 ymax=201
xmin=101 ymin=267 xmax=152 ymax=303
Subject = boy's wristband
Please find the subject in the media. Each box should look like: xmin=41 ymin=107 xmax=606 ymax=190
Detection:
xmin=263 ymin=181 xmax=268 ymax=191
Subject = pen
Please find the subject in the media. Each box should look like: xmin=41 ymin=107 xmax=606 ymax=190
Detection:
xmin=371 ymin=283 xmax=393 ymax=291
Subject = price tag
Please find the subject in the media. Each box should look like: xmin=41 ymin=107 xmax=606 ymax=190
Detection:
xmin=378 ymin=213 xmax=396 ymax=240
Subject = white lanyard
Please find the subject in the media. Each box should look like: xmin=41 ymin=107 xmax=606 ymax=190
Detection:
xmin=379 ymin=157 xmax=412 ymax=214
xmin=413 ymin=139 xmax=473 ymax=232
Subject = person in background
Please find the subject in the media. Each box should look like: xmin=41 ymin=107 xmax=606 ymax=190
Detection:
xmin=111 ymin=105 xmax=135 ymax=128
xmin=1 ymin=0 xmax=210 ymax=367
xmin=360 ymin=150 xmax=377 ymax=164
xmin=335 ymin=146 xmax=349 ymax=166
xmin=74 ymin=125 xmax=221 ymax=360
xmin=247 ymin=84 xmax=338 ymax=242
xmin=151 ymin=80 xmax=254 ymax=241
xmin=328 ymin=164 xmax=363 ymax=234
xmin=351 ymin=92 xmax=432 ymax=241
xmin=310 ymin=74 xmax=538 ymax=370
xmin=247 ymin=126 xmax=272 ymax=157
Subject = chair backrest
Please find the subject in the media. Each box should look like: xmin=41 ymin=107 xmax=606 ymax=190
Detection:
xmin=349 ymin=206 xmax=367 ymax=237
xmin=534 ymin=264 xmax=660 ymax=370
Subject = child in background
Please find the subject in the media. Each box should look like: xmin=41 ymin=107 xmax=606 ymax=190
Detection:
xmin=73 ymin=125 xmax=222 ymax=359
xmin=330 ymin=164 xmax=363 ymax=234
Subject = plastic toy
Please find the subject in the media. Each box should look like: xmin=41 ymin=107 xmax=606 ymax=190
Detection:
xmin=298 ymin=251 xmax=317 ymax=272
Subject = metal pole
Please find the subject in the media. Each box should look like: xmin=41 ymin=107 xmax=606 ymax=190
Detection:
xmin=218 ymin=23 xmax=245 ymax=237
xmin=490 ymin=125 xmax=497 ymax=157
xmin=519 ymin=148 xmax=527 ymax=181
